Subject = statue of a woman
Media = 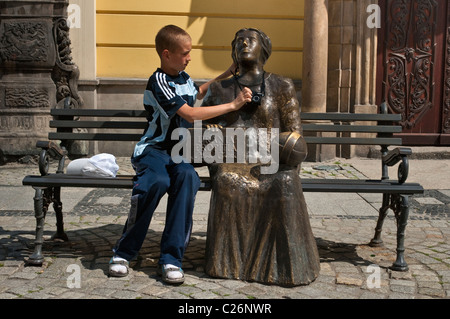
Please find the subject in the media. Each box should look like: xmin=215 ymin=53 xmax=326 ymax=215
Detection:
xmin=201 ymin=28 xmax=320 ymax=286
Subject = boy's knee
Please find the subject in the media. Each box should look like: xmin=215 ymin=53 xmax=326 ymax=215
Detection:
xmin=154 ymin=174 xmax=171 ymax=191
xmin=135 ymin=173 xmax=170 ymax=195
xmin=174 ymin=164 xmax=201 ymax=187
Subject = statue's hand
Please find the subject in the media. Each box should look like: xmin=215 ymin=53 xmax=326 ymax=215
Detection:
xmin=202 ymin=124 xmax=223 ymax=132
xmin=203 ymin=124 xmax=223 ymax=130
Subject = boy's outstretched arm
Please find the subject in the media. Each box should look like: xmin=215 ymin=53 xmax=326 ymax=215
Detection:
xmin=177 ymin=86 xmax=252 ymax=123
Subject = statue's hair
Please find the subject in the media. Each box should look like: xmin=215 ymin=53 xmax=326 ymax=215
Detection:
xmin=231 ymin=28 xmax=272 ymax=66
xmin=155 ymin=25 xmax=191 ymax=57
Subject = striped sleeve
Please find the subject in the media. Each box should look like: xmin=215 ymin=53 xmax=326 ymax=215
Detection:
xmin=151 ymin=72 xmax=186 ymax=117
xmin=156 ymin=72 xmax=175 ymax=100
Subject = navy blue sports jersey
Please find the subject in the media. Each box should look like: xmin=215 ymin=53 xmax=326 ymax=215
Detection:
xmin=133 ymin=69 xmax=199 ymax=157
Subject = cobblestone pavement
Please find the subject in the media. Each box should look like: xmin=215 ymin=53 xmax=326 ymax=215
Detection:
xmin=0 ymin=156 xmax=449 ymax=304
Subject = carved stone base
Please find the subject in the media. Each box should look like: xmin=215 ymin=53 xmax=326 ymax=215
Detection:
xmin=0 ymin=73 xmax=56 ymax=157
xmin=0 ymin=0 xmax=82 ymax=159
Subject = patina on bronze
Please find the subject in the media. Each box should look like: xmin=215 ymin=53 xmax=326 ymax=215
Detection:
xmin=201 ymin=28 xmax=320 ymax=286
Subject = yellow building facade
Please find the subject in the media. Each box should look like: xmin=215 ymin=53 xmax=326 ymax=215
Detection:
xmin=95 ymin=0 xmax=304 ymax=80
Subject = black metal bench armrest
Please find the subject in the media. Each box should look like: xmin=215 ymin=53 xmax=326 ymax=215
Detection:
xmin=36 ymin=140 xmax=67 ymax=176
xmin=382 ymin=147 xmax=412 ymax=184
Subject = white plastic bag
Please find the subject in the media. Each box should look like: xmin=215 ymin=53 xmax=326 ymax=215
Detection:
xmin=67 ymin=153 xmax=119 ymax=178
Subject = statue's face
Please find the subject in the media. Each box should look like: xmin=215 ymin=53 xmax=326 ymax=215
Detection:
xmin=233 ymin=30 xmax=262 ymax=65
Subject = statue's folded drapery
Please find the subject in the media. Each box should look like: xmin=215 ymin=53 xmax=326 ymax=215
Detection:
xmin=205 ymin=163 xmax=320 ymax=286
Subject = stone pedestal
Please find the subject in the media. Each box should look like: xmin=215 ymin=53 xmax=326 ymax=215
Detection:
xmin=0 ymin=0 xmax=82 ymax=161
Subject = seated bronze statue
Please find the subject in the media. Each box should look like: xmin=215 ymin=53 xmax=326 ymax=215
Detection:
xmin=201 ymin=28 xmax=320 ymax=286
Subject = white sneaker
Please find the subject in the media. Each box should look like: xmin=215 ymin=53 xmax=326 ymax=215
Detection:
xmin=108 ymin=256 xmax=129 ymax=277
xmin=159 ymin=264 xmax=185 ymax=284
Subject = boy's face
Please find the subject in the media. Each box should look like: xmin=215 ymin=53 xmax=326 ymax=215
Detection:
xmin=163 ymin=36 xmax=192 ymax=75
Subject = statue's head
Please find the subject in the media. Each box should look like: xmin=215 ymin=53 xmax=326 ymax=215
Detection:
xmin=231 ymin=28 xmax=272 ymax=68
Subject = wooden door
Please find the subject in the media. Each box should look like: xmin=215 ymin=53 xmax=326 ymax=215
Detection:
xmin=377 ymin=0 xmax=450 ymax=145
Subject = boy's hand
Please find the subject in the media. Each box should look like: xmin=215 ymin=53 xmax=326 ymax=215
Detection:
xmin=233 ymin=87 xmax=253 ymax=110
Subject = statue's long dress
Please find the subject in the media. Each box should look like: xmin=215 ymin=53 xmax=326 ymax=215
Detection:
xmin=202 ymin=74 xmax=320 ymax=286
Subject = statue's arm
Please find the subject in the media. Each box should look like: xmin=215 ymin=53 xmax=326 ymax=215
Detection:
xmin=278 ymin=77 xmax=307 ymax=166
xmin=279 ymin=77 xmax=302 ymax=134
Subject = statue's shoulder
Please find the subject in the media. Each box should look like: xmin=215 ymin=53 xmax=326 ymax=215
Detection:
xmin=203 ymin=77 xmax=236 ymax=105
xmin=266 ymin=73 xmax=296 ymax=91
xmin=211 ymin=77 xmax=235 ymax=91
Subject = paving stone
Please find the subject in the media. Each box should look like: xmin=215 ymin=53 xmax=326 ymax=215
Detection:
xmin=111 ymin=290 xmax=142 ymax=299
xmin=191 ymin=290 xmax=221 ymax=299
xmin=336 ymin=273 xmax=364 ymax=286
xmin=388 ymin=292 xmax=415 ymax=299
xmin=0 ymin=267 xmax=18 ymax=276
xmin=414 ymin=197 xmax=445 ymax=205
xmin=53 ymin=286 xmax=84 ymax=296
xmin=0 ymin=290 xmax=19 ymax=299
xmin=139 ymin=284 xmax=171 ymax=297
xmin=24 ymin=291 xmax=55 ymax=299
xmin=359 ymin=290 xmax=387 ymax=299
xmin=438 ymin=190 xmax=450 ymax=197
xmin=390 ymin=283 xmax=416 ymax=294
xmin=9 ymin=271 xmax=38 ymax=280
xmin=417 ymin=287 xmax=445 ymax=297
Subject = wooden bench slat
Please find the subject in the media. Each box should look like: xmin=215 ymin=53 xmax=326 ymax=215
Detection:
xmin=22 ymin=174 xmax=212 ymax=190
xmin=23 ymin=174 xmax=135 ymax=188
xmin=51 ymin=109 xmax=148 ymax=117
xmin=50 ymin=120 xmax=147 ymax=129
xmin=301 ymin=179 xmax=423 ymax=194
xmin=49 ymin=132 xmax=142 ymax=141
xmin=50 ymin=109 xmax=402 ymax=123
xmin=303 ymin=137 xmax=403 ymax=145
xmin=49 ymin=132 xmax=403 ymax=146
xmin=22 ymin=175 xmax=423 ymax=195
xmin=302 ymin=124 xmax=402 ymax=133
xmin=300 ymin=112 xmax=402 ymax=122
xmin=50 ymin=120 xmax=402 ymax=134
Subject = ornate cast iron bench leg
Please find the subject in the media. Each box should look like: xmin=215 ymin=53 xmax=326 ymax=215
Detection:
xmin=27 ymin=186 xmax=69 ymax=266
xmin=370 ymin=193 xmax=390 ymax=247
xmin=52 ymin=187 xmax=69 ymax=242
xmin=27 ymin=187 xmax=48 ymax=266
xmin=370 ymin=193 xmax=409 ymax=271
xmin=391 ymin=194 xmax=409 ymax=271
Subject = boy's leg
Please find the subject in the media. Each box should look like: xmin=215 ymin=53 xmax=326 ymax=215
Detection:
xmin=159 ymin=162 xmax=201 ymax=268
xmin=113 ymin=148 xmax=171 ymax=261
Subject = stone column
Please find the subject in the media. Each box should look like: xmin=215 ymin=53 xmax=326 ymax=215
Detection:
xmin=0 ymin=0 xmax=82 ymax=162
xmin=302 ymin=0 xmax=329 ymax=114
xmin=355 ymin=0 xmax=378 ymax=110
xmin=302 ymin=0 xmax=333 ymax=161
xmin=353 ymin=0 xmax=379 ymax=157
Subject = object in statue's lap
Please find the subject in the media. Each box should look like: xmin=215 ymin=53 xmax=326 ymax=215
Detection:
xmin=278 ymin=131 xmax=307 ymax=167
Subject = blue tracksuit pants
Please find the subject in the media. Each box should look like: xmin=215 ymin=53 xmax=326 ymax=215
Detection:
xmin=113 ymin=147 xmax=201 ymax=267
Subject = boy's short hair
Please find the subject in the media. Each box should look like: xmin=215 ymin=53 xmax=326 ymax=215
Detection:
xmin=155 ymin=25 xmax=191 ymax=57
